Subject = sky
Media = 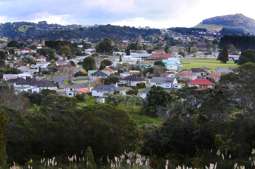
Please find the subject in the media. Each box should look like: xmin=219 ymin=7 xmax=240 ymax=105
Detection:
xmin=0 ymin=0 xmax=255 ymax=28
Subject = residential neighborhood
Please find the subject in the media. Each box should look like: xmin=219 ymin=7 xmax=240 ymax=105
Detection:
xmin=1 ymin=1 xmax=255 ymax=168
xmin=0 ymin=34 xmax=239 ymax=104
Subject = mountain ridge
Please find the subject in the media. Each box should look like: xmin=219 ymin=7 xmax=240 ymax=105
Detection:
xmin=0 ymin=22 xmax=160 ymax=41
xmin=196 ymin=13 xmax=255 ymax=35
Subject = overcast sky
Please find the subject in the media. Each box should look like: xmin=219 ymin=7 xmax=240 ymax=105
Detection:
xmin=0 ymin=0 xmax=255 ymax=28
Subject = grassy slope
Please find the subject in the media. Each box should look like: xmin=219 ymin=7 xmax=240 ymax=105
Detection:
xmin=181 ymin=58 xmax=239 ymax=70
xmin=77 ymin=100 xmax=163 ymax=128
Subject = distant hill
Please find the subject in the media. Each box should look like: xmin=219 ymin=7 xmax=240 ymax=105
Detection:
xmin=196 ymin=14 xmax=255 ymax=35
xmin=0 ymin=22 xmax=161 ymax=41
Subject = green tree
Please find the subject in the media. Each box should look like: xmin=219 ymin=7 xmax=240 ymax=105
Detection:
xmin=82 ymin=57 xmax=96 ymax=71
xmin=100 ymin=59 xmax=112 ymax=69
xmin=142 ymin=117 xmax=215 ymax=165
xmin=104 ymin=75 xmax=119 ymax=85
xmin=154 ymin=61 xmax=166 ymax=68
xmin=7 ymin=41 xmax=24 ymax=48
xmin=218 ymin=63 xmax=255 ymax=115
xmin=60 ymin=45 xmax=72 ymax=58
xmin=164 ymin=46 xmax=170 ymax=53
xmin=0 ymin=51 xmax=6 ymax=67
xmin=84 ymin=147 xmax=96 ymax=169
xmin=218 ymin=48 xmax=229 ymax=63
xmin=96 ymin=38 xmax=114 ymax=54
xmin=145 ymin=86 xmax=170 ymax=117
xmin=0 ymin=111 xmax=7 ymax=167
xmin=239 ymin=50 xmax=255 ymax=65
xmin=37 ymin=48 xmax=56 ymax=61
xmin=126 ymin=42 xmax=143 ymax=55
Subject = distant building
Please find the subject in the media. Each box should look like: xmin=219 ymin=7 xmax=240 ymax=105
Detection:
xmin=162 ymin=58 xmax=181 ymax=71
xmin=149 ymin=77 xmax=179 ymax=89
xmin=189 ymin=79 xmax=214 ymax=89
xmin=8 ymin=78 xmax=58 ymax=93
xmin=91 ymin=84 xmax=118 ymax=103
xmin=120 ymin=75 xmax=146 ymax=87
xmin=149 ymin=50 xmax=171 ymax=60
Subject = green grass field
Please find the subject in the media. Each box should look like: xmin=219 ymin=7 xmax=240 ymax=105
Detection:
xmin=181 ymin=58 xmax=239 ymax=70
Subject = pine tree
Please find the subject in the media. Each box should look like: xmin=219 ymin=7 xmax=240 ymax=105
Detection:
xmin=84 ymin=147 xmax=96 ymax=169
xmin=218 ymin=48 xmax=229 ymax=63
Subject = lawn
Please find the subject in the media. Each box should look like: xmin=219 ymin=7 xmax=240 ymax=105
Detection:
xmin=129 ymin=113 xmax=163 ymax=128
xmin=181 ymin=58 xmax=239 ymax=70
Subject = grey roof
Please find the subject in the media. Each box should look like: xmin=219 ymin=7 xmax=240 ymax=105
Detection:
xmin=215 ymin=67 xmax=233 ymax=74
xmin=93 ymin=85 xmax=118 ymax=92
xmin=64 ymin=83 xmax=88 ymax=89
xmin=191 ymin=68 xmax=208 ymax=73
xmin=150 ymin=77 xmax=175 ymax=84
xmin=123 ymin=75 xmax=145 ymax=81
xmin=52 ymin=75 xmax=69 ymax=84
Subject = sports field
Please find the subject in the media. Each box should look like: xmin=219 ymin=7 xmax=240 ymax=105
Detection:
xmin=181 ymin=58 xmax=239 ymax=70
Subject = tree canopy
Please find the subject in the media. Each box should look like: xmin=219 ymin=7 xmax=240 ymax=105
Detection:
xmin=239 ymin=50 xmax=255 ymax=64
xmin=96 ymin=38 xmax=114 ymax=54
xmin=217 ymin=48 xmax=229 ymax=63
xmin=82 ymin=57 xmax=96 ymax=71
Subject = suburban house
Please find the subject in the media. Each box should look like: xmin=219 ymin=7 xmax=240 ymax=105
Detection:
xmin=162 ymin=58 xmax=181 ymax=71
xmin=177 ymin=70 xmax=193 ymax=81
xmin=191 ymin=68 xmax=209 ymax=80
xmin=64 ymin=84 xmax=90 ymax=97
xmin=85 ymin=48 xmax=96 ymax=55
xmin=149 ymin=50 xmax=171 ymax=60
xmin=120 ymin=75 xmax=147 ymax=87
xmin=89 ymin=70 xmax=109 ymax=81
xmin=31 ymin=62 xmax=50 ymax=72
xmin=129 ymin=50 xmax=151 ymax=60
xmin=189 ymin=79 xmax=214 ymax=89
xmin=102 ymin=67 xmax=117 ymax=76
xmin=229 ymin=54 xmax=240 ymax=62
xmin=3 ymin=72 xmax=33 ymax=81
xmin=8 ymin=78 xmax=58 ymax=93
xmin=149 ymin=77 xmax=179 ymax=89
xmin=91 ymin=84 xmax=119 ymax=103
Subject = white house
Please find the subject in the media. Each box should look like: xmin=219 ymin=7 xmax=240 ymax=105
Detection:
xmin=120 ymin=75 xmax=147 ymax=87
xmin=162 ymin=58 xmax=181 ymax=71
xmin=149 ymin=77 xmax=179 ymax=89
xmin=91 ymin=84 xmax=118 ymax=103
xmin=8 ymin=78 xmax=58 ymax=93
xmin=3 ymin=72 xmax=33 ymax=81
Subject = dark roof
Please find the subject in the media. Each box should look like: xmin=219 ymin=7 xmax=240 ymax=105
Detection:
xmin=191 ymin=68 xmax=208 ymax=73
xmin=150 ymin=77 xmax=175 ymax=84
xmin=8 ymin=78 xmax=57 ymax=88
xmin=123 ymin=75 xmax=145 ymax=81
xmin=92 ymin=85 xmax=118 ymax=92
xmin=91 ymin=71 xmax=108 ymax=77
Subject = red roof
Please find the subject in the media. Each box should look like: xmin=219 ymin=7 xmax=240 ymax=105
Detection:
xmin=191 ymin=79 xmax=213 ymax=85
xmin=150 ymin=50 xmax=171 ymax=60
xmin=77 ymin=88 xmax=90 ymax=94
xmin=178 ymin=71 xmax=192 ymax=77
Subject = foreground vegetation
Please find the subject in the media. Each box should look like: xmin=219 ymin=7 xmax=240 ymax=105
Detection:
xmin=1 ymin=63 xmax=255 ymax=168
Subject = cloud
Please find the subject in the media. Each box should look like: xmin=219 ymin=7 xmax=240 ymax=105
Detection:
xmin=29 ymin=12 xmax=73 ymax=25
xmin=0 ymin=0 xmax=255 ymax=27
xmin=0 ymin=16 xmax=7 ymax=23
